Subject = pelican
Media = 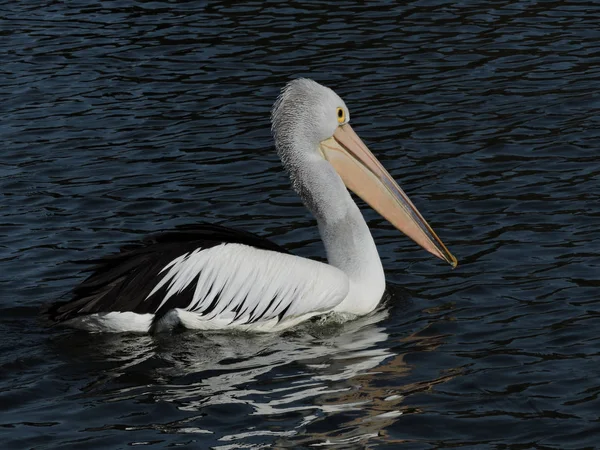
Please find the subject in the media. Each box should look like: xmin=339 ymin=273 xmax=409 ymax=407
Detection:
xmin=49 ymin=79 xmax=456 ymax=333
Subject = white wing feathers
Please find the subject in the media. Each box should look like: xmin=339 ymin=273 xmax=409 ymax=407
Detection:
xmin=146 ymin=243 xmax=349 ymax=326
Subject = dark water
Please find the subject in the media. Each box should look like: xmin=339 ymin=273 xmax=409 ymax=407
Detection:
xmin=1 ymin=0 xmax=599 ymax=448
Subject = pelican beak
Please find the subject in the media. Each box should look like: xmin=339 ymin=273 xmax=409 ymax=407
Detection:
xmin=319 ymin=124 xmax=457 ymax=268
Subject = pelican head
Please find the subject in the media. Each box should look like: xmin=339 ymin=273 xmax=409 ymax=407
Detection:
xmin=272 ymin=78 xmax=457 ymax=267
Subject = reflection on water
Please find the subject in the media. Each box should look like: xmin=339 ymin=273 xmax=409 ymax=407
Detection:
xmin=45 ymin=298 xmax=456 ymax=448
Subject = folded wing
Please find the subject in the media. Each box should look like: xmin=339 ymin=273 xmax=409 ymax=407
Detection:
xmin=49 ymin=224 xmax=349 ymax=331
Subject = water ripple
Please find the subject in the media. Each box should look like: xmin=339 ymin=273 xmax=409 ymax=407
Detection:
xmin=1 ymin=0 xmax=599 ymax=448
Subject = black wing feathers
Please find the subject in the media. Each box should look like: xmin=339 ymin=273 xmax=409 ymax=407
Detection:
xmin=48 ymin=223 xmax=289 ymax=322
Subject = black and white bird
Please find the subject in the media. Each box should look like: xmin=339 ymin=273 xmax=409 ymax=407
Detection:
xmin=49 ymin=79 xmax=457 ymax=333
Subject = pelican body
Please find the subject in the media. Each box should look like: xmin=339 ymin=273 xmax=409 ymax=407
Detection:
xmin=50 ymin=79 xmax=456 ymax=333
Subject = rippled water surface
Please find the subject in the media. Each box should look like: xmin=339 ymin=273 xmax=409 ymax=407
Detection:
xmin=2 ymin=1 xmax=599 ymax=448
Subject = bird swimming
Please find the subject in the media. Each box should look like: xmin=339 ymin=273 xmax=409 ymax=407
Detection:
xmin=49 ymin=78 xmax=457 ymax=333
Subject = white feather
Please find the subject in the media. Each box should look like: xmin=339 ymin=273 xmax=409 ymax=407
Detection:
xmin=152 ymin=244 xmax=349 ymax=325
xmin=70 ymin=243 xmax=350 ymax=333
xmin=66 ymin=312 xmax=154 ymax=333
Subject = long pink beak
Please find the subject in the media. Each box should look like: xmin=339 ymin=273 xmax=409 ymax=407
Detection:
xmin=319 ymin=124 xmax=457 ymax=267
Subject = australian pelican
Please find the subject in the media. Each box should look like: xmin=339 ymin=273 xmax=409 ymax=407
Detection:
xmin=49 ymin=79 xmax=456 ymax=333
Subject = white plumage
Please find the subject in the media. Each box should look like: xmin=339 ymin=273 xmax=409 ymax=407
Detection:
xmin=149 ymin=244 xmax=348 ymax=329
xmin=66 ymin=242 xmax=353 ymax=332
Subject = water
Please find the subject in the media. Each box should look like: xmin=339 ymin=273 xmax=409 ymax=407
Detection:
xmin=1 ymin=0 xmax=599 ymax=448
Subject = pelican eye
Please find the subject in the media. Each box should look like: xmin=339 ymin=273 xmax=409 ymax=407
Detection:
xmin=336 ymin=107 xmax=345 ymax=124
